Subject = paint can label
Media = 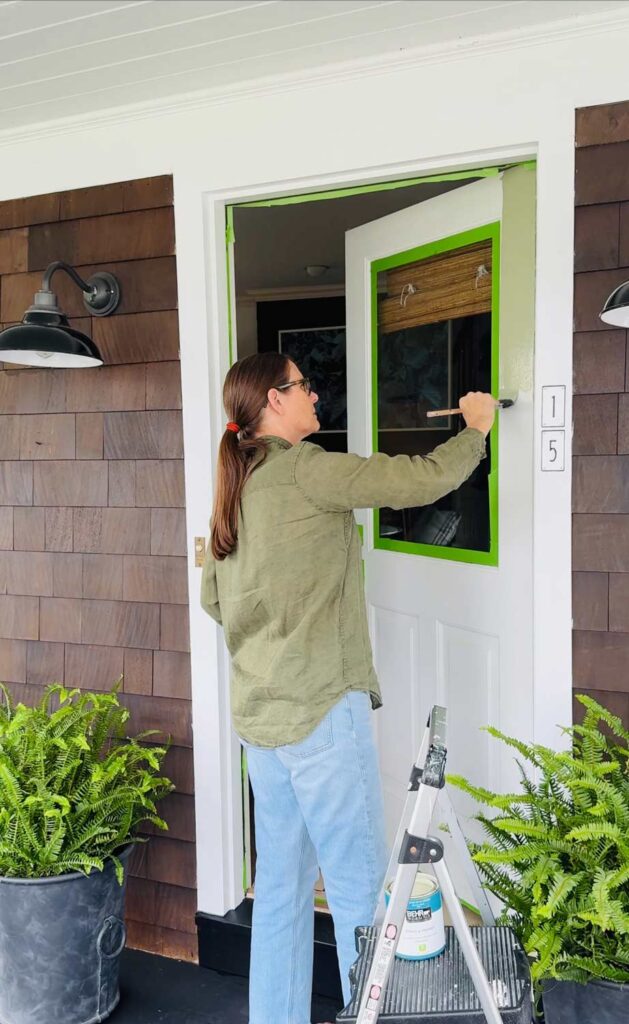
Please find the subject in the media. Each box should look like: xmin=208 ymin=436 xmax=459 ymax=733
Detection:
xmin=385 ymin=873 xmax=446 ymax=960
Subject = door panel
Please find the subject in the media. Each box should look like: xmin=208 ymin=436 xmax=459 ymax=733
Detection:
xmin=346 ymin=169 xmax=536 ymax=904
xmin=436 ymin=621 xmax=500 ymax=840
xmin=372 ymin=605 xmax=423 ymax=842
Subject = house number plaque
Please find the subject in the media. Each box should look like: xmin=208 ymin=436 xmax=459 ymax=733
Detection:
xmin=541 ymin=386 xmax=566 ymax=472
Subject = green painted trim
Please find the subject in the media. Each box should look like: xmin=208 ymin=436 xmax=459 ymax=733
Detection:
xmin=226 ymin=206 xmax=235 ymax=366
xmin=370 ymin=222 xmax=501 ymax=568
xmin=232 ymin=168 xmax=502 ymax=210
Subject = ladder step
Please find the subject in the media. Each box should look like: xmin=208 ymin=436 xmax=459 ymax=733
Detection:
xmin=337 ymin=926 xmax=532 ymax=1023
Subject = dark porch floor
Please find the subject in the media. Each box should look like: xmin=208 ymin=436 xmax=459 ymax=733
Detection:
xmin=111 ymin=949 xmax=343 ymax=1024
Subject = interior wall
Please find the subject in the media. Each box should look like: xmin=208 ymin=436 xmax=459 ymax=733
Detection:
xmin=573 ymin=101 xmax=629 ymax=729
xmin=0 ymin=176 xmax=198 ymax=960
xmin=235 ymin=299 xmax=258 ymax=358
xmin=231 ymin=182 xmax=467 ymax=360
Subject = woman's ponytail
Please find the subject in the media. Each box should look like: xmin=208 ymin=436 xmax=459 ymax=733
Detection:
xmin=210 ymin=352 xmax=290 ymax=560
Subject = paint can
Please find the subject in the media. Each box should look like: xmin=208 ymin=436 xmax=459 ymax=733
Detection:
xmin=384 ymin=872 xmax=446 ymax=960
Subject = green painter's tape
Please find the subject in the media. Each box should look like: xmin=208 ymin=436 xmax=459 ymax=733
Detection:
xmin=370 ymin=222 xmax=501 ymax=568
xmin=224 ymin=157 xmax=534 ymax=369
xmin=460 ymin=898 xmax=482 ymax=919
xmin=226 ymin=204 xmax=235 ymax=244
xmin=226 ymin=206 xmax=235 ymax=366
xmin=233 ymin=167 xmax=501 ymax=209
xmin=228 ymin=161 xmax=536 ymax=214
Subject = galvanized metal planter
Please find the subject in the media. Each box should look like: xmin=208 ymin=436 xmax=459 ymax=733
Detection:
xmin=543 ymin=977 xmax=629 ymax=1024
xmin=0 ymin=844 xmax=133 ymax=1024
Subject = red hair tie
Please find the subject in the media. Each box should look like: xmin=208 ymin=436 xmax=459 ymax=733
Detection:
xmin=226 ymin=422 xmax=240 ymax=433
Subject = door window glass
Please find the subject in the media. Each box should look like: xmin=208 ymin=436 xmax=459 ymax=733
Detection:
xmin=372 ymin=227 xmax=499 ymax=565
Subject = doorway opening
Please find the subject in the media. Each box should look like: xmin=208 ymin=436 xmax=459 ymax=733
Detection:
xmin=226 ymin=162 xmax=526 ymax=911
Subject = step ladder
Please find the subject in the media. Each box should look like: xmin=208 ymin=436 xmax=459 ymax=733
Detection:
xmin=336 ymin=706 xmax=532 ymax=1024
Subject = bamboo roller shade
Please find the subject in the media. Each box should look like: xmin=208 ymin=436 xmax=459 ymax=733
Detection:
xmin=378 ymin=240 xmax=492 ymax=334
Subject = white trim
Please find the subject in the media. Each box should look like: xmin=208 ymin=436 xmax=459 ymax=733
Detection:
xmin=531 ymin=122 xmax=576 ymax=751
xmin=175 ymin=179 xmax=243 ymax=916
xmin=0 ymin=7 xmax=628 ymax=149
xmin=218 ymin=144 xmax=535 ymax=207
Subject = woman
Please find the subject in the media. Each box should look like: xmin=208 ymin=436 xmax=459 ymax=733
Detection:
xmin=201 ymin=352 xmax=496 ymax=1024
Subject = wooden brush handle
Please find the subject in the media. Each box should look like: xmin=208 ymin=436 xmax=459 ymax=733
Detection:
xmin=426 ymin=407 xmax=461 ymax=418
xmin=427 ymin=398 xmax=513 ymax=419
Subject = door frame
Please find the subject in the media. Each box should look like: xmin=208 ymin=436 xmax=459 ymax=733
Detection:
xmin=197 ymin=141 xmax=572 ymax=915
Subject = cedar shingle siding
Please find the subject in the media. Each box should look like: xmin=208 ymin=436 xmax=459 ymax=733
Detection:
xmin=0 ymin=175 xmax=197 ymax=961
xmin=574 ymin=103 xmax=629 ymax=729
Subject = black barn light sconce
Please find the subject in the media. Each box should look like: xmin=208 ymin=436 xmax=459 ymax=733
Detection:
xmin=600 ymin=280 xmax=629 ymax=327
xmin=0 ymin=260 xmax=121 ymax=368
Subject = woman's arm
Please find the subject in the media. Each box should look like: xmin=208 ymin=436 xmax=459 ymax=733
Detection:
xmin=294 ymin=427 xmax=486 ymax=513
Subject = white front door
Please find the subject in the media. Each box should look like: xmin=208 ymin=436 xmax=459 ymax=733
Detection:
xmin=345 ymin=168 xmax=536 ymax=892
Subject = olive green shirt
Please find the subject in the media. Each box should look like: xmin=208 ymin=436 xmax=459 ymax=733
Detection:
xmin=201 ymin=428 xmax=486 ymax=747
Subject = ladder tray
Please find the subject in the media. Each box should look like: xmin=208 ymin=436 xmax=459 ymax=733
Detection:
xmin=338 ymin=926 xmax=532 ymax=1024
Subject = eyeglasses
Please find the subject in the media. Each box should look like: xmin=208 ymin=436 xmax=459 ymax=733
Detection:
xmin=275 ymin=377 xmax=313 ymax=396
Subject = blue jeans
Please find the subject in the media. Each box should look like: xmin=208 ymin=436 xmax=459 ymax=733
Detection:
xmin=239 ymin=690 xmax=389 ymax=1024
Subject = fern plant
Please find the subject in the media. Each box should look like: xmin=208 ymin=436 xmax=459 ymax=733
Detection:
xmin=448 ymin=695 xmax=629 ymax=986
xmin=0 ymin=681 xmax=174 ymax=885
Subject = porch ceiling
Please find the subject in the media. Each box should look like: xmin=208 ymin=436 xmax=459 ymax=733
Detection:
xmin=0 ymin=0 xmax=627 ymax=134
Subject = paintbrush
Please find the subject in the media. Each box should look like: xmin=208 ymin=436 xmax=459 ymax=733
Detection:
xmin=426 ymin=396 xmax=516 ymax=418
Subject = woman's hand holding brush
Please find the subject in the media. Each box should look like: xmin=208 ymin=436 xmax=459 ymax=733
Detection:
xmin=449 ymin=391 xmax=499 ymax=437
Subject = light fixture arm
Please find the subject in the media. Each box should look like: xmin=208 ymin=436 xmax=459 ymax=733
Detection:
xmin=32 ymin=260 xmax=121 ymax=318
xmin=42 ymin=260 xmax=93 ymax=295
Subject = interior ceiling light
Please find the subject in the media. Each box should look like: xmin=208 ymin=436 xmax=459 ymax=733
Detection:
xmin=599 ymin=280 xmax=629 ymax=327
xmin=0 ymin=260 xmax=121 ymax=368
xmin=305 ymin=264 xmax=330 ymax=278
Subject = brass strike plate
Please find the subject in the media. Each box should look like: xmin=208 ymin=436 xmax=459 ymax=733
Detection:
xmin=194 ymin=536 xmax=206 ymax=567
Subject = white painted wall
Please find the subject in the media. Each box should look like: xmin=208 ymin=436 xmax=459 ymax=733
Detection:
xmin=2 ymin=15 xmax=628 ymax=916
